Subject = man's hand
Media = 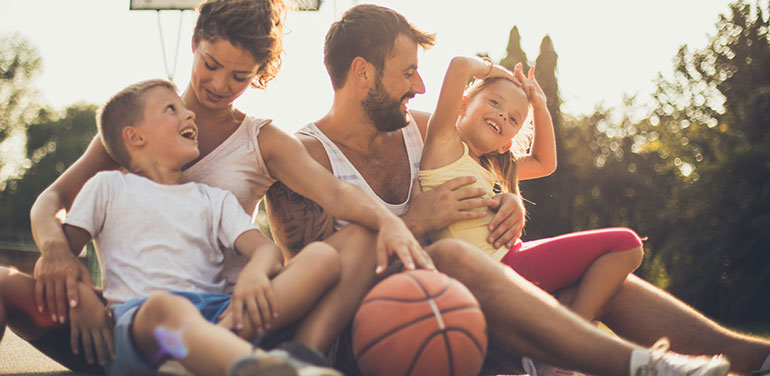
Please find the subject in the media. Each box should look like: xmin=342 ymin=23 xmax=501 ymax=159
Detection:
xmin=34 ymin=248 xmax=93 ymax=323
xmin=404 ymin=176 xmax=496 ymax=238
xmin=487 ymin=193 xmax=526 ymax=248
xmin=69 ymin=283 xmax=114 ymax=365
xmin=375 ymin=216 xmax=434 ymax=274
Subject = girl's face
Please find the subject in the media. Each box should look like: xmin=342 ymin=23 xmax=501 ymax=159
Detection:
xmin=188 ymin=38 xmax=260 ymax=111
xmin=457 ymin=79 xmax=529 ymax=156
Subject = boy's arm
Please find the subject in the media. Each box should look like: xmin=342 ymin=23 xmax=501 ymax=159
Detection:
xmin=260 ymin=124 xmax=430 ymax=272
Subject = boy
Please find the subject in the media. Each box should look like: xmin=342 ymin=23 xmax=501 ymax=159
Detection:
xmin=64 ymin=79 xmax=343 ymax=375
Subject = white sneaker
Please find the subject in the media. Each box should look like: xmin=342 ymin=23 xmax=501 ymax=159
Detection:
xmin=522 ymin=356 xmax=576 ymax=376
xmin=636 ymin=339 xmax=730 ymax=376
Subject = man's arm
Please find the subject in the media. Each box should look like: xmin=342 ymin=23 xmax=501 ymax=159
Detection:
xmin=265 ymin=182 xmax=334 ymax=257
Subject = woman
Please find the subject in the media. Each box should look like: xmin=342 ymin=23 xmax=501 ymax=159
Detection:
xmin=1 ymin=0 xmax=368 ymax=371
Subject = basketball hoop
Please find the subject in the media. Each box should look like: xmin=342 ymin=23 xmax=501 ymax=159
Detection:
xmin=129 ymin=0 xmax=323 ymax=81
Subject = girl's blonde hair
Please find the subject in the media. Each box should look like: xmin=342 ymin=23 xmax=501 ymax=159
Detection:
xmin=464 ymin=76 xmax=535 ymax=194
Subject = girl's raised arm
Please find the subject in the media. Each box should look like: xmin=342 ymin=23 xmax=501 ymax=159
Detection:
xmin=514 ymin=66 xmax=557 ymax=181
xmin=30 ymin=135 xmax=119 ymax=322
xmin=422 ymin=57 xmax=518 ymax=169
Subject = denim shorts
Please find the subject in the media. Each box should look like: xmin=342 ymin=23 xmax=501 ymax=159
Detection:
xmin=104 ymin=291 xmax=231 ymax=376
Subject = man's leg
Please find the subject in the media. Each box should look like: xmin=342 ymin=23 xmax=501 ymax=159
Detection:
xmin=427 ymin=239 xmax=643 ymax=376
xmin=600 ymin=274 xmax=770 ymax=374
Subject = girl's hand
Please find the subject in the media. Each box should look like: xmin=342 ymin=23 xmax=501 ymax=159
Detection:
xmin=69 ymin=283 xmax=114 ymax=366
xmin=514 ymin=64 xmax=547 ymax=109
xmin=229 ymin=263 xmax=278 ymax=335
xmin=375 ymin=215 xmax=434 ymax=274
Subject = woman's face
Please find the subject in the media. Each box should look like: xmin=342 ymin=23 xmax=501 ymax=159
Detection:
xmin=188 ymin=38 xmax=260 ymax=110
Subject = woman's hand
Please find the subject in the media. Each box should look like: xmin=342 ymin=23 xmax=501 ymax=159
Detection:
xmin=69 ymin=283 xmax=114 ymax=366
xmin=34 ymin=248 xmax=93 ymax=324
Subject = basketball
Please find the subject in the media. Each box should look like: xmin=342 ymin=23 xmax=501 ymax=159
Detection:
xmin=352 ymin=270 xmax=487 ymax=376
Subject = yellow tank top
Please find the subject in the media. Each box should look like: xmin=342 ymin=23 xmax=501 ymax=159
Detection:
xmin=418 ymin=143 xmax=509 ymax=261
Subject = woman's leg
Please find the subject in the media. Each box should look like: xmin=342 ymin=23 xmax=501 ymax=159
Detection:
xmin=0 ymin=266 xmax=102 ymax=372
xmin=502 ymin=228 xmax=643 ymax=320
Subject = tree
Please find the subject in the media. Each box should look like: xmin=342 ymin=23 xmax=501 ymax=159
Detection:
xmin=0 ymin=33 xmax=44 ymax=184
xmin=0 ymin=104 xmax=97 ymax=242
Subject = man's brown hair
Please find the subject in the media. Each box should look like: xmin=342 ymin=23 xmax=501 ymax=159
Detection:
xmin=323 ymin=4 xmax=435 ymax=90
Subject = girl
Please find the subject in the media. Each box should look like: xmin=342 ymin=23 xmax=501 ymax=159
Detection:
xmin=419 ymin=56 xmax=644 ymax=323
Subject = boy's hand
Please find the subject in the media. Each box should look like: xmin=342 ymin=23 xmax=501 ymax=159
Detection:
xmin=69 ymin=283 xmax=114 ymax=366
xmin=229 ymin=262 xmax=278 ymax=335
xmin=375 ymin=215 xmax=434 ymax=274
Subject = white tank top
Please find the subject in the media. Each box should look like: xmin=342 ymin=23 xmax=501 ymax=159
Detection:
xmin=298 ymin=118 xmax=424 ymax=230
xmin=182 ymin=115 xmax=277 ymax=291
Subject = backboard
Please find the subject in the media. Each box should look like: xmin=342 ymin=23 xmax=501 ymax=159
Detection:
xmin=129 ymin=0 xmax=323 ymax=11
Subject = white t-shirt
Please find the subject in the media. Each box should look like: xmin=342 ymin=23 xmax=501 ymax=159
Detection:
xmin=65 ymin=171 xmax=258 ymax=305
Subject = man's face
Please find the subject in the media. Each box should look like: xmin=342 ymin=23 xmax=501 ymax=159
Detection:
xmin=362 ymin=34 xmax=426 ymax=132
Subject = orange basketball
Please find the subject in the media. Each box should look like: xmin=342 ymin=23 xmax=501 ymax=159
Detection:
xmin=352 ymin=270 xmax=487 ymax=376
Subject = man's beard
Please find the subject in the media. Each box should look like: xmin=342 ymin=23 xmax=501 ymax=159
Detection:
xmin=362 ymin=78 xmax=415 ymax=132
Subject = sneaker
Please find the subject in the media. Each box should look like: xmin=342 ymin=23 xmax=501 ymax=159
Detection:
xmin=522 ymin=356 xmax=576 ymax=376
xmin=636 ymin=339 xmax=730 ymax=376
xmin=228 ymin=348 xmax=342 ymax=376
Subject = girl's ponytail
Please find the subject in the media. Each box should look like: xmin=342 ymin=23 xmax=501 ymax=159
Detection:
xmin=480 ymin=151 xmax=519 ymax=195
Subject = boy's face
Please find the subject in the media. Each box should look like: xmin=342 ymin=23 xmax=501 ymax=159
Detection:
xmin=134 ymin=86 xmax=199 ymax=169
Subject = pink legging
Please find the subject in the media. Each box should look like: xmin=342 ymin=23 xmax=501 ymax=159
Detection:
xmin=500 ymin=227 xmax=643 ymax=293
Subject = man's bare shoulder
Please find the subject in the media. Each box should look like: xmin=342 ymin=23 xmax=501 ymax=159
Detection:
xmin=295 ymin=132 xmax=332 ymax=171
xmin=409 ymin=109 xmax=432 ymax=139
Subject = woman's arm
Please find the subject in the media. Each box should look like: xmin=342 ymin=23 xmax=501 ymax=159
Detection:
xmin=30 ymin=135 xmax=119 ymax=322
xmin=259 ymin=124 xmax=431 ymax=272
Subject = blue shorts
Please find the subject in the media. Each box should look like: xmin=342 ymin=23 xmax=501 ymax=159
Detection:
xmin=105 ymin=291 xmax=231 ymax=376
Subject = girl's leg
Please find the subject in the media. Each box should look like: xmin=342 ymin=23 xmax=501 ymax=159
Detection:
xmin=501 ymin=228 xmax=643 ymax=320
xmin=131 ymin=291 xmax=253 ymax=376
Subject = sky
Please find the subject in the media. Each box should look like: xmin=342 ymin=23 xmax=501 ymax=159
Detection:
xmin=0 ymin=0 xmax=735 ymax=135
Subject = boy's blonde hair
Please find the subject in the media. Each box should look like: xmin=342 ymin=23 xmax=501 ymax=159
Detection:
xmin=96 ymin=79 xmax=177 ymax=167
xmin=465 ymin=76 xmax=535 ymax=195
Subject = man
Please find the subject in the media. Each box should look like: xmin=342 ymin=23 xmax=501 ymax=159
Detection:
xmin=266 ymin=4 xmax=770 ymax=376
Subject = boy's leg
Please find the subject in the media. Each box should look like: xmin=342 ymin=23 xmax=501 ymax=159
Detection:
xmin=129 ymin=291 xmax=253 ymax=376
xmin=0 ymin=267 xmax=102 ymax=373
xmin=600 ymin=274 xmax=770 ymax=374
xmin=290 ymin=225 xmax=378 ymax=353
xmin=260 ymin=241 xmax=341 ymax=332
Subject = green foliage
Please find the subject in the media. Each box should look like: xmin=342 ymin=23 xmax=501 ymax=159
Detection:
xmin=0 ymin=33 xmax=44 ymax=183
xmin=510 ymin=1 xmax=769 ymax=324
xmin=0 ymin=104 xmax=97 ymax=242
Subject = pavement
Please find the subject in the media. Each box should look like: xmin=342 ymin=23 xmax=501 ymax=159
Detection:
xmin=0 ymin=329 xmax=76 ymax=375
